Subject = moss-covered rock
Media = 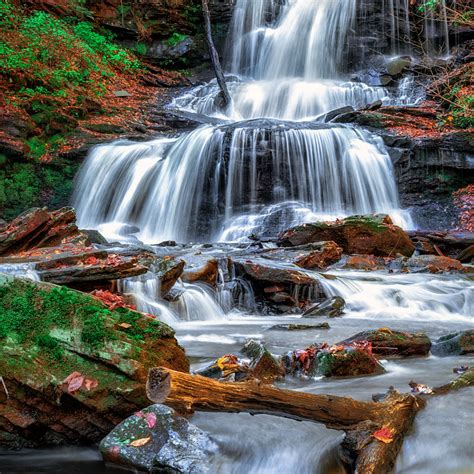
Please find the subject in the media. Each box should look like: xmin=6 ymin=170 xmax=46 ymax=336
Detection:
xmin=0 ymin=276 xmax=188 ymax=448
xmin=342 ymin=329 xmax=431 ymax=357
xmin=278 ymin=214 xmax=415 ymax=257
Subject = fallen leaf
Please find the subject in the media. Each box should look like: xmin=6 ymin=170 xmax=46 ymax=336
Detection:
xmin=144 ymin=412 xmax=157 ymax=429
xmin=373 ymin=427 xmax=394 ymax=444
xmin=129 ymin=436 xmax=151 ymax=447
xmin=67 ymin=375 xmax=84 ymax=393
xmin=118 ymin=322 xmax=132 ymax=329
xmin=84 ymin=378 xmax=98 ymax=391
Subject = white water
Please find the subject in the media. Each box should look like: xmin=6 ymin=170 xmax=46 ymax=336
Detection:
xmin=74 ymin=0 xmax=417 ymax=242
xmin=75 ymin=123 xmax=412 ymax=243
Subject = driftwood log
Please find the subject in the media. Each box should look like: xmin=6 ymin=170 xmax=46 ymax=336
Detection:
xmin=202 ymin=0 xmax=231 ymax=108
xmin=147 ymin=367 xmax=474 ymax=474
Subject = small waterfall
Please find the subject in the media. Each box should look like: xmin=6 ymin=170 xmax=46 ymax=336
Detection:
xmin=173 ymin=78 xmax=388 ymax=121
xmin=376 ymin=0 xmax=452 ymax=56
xmin=0 ymin=263 xmax=40 ymax=281
xmin=170 ymin=282 xmax=226 ymax=322
xmin=318 ymin=271 xmax=473 ymax=323
xmin=118 ymin=273 xmax=178 ymax=324
xmin=75 ymin=123 xmax=412 ymax=243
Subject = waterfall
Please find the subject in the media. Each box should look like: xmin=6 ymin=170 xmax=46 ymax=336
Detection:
xmin=75 ymin=123 xmax=412 ymax=243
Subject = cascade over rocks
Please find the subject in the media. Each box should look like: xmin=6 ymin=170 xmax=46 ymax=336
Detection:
xmin=278 ymin=215 xmax=415 ymax=257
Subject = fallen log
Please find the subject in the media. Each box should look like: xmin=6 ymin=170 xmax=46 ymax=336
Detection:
xmin=145 ymin=368 xmax=429 ymax=474
xmin=146 ymin=367 xmax=381 ymax=429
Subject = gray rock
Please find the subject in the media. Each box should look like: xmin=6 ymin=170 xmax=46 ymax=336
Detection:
xmin=431 ymin=330 xmax=474 ymax=356
xmin=303 ymin=296 xmax=345 ymax=318
xmin=100 ymin=404 xmax=217 ymax=473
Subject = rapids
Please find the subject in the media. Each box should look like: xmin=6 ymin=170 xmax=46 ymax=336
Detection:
xmin=15 ymin=0 xmax=471 ymax=472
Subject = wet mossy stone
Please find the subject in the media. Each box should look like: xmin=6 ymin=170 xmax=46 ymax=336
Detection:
xmin=279 ymin=214 xmax=415 ymax=257
xmin=431 ymin=330 xmax=474 ymax=356
xmin=0 ymin=276 xmax=189 ymax=398
xmin=100 ymin=404 xmax=216 ymax=473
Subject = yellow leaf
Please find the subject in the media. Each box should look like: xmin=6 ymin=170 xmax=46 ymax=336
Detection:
xmin=129 ymin=436 xmax=151 ymax=447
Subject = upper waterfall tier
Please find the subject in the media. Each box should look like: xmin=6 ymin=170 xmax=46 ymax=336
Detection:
xmin=227 ymin=0 xmax=356 ymax=80
xmin=74 ymin=122 xmax=412 ymax=244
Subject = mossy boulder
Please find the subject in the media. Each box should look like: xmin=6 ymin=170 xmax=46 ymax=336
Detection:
xmin=316 ymin=348 xmax=384 ymax=377
xmin=342 ymin=329 xmax=431 ymax=357
xmin=0 ymin=275 xmax=188 ymax=449
xmin=278 ymin=215 xmax=415 ymax=257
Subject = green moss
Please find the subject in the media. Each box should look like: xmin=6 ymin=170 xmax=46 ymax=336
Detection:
xmin=1 ymin=157 xmax=79 ymax=220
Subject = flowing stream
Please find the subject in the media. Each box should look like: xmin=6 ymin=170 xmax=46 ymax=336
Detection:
xmin=11 ymin=0 xmax=471 ymax=472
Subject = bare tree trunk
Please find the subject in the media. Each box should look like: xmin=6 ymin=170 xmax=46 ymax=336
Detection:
xmin=202 ymin=0 xmax=231 ymax=108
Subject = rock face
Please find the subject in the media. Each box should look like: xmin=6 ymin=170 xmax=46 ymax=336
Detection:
xmin=431 ymin=330 xmax=474 ymax=356
xmin=231 ymin=257 xmax=324 ymax=313
xmin=100 ymin=404 xmax=216 ymax=473
xmin=342 ymin=329 xmax=432 ymax=357
xmin=279 ymin=215 xmax=415 ymax=257
xmin=182 ymin=258 xmax=219 ymax=286
xmin=0 ymin=207 xmax=80 ymax=256
xmin=406 ymin=255 xmax=464 ymax=273
xmin=0 ymin=276 xmax=188 ymax=449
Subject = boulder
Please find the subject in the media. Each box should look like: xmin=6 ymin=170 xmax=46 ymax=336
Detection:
xmin=0 ymin=276 xmax=188 ymax=449
xmin=231 ymin=257 xmax=324 ymax=312
xmin=303 ymin=296 xmax=346 ymax=318
xmin=293 ymin=241 xmax=343 ymax=269
xmin=0 ymin=207 xmax=80 ymax=256
xmin=316 ymin=347 xmax=385 ymax=377
xmin=152 ymin=257 xmax=186 ymax=296
xmin=242 ymin=340 xmax=284 ymax=382
xmin=342 ymin=329 xmax=431 ymax=357
xmin=182 ymin=258 xmax=219 ymax=286
xmin=342 ymin=255 xmax=390 ymax=271
xmin=100 ymin=404 xmax=216 ymax=473
xmin=278 ymin=215 xmax=415 ymax=257
xmin=406 ymin=255 xmax=464 ymax=273
xmin=431 ymin=330 xmax=474 ymax=357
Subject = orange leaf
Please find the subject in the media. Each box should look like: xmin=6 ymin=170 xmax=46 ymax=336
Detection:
xmin=373 ymin=427 xmax=394 ymax=444
xmin=84 ymin=378 xmax=98 ymax=391
xmin=118 ymin=322 xmax=132 ymax=329
xmin=129 ymin=436 xmax=151 ymax=447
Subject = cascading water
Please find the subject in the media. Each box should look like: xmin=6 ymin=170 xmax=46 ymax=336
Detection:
xmin=75 ymin=0 xmax=413 ymax=244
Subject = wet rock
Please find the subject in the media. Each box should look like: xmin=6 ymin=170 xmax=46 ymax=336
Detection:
xmin=431 ymin=330 xmax=474 ymax=357
xmin=269 ymin=323 xmax=330 ymax=331
xmin=316 ymin=346 xmax=384 ymax=377
xmin=36 ymin=251 xmax=149 ymax=289
xmin=100 ymin=404 xmax=216 ymax=473
xmin=231 ymin=257 xmax=324 ymax=312
xmin=279 ymin=214 xmax=415 ymax=257
xmin=322 ymin=106 xmax=355 ymax=122
xmin=385 ymin=57 xmax=412 ymax=76
xmin=303 ymin=296 xmax=345 ymax=318
xmin=182 ymin=259 xmax=219 ymax=286
xmin=342 ymin=329 xmax=431 ymax=357
xmin=242 ymin=340 xmax=284 ymax=382
xmin=406 ymin=255 xmax=464 ymax=273
xmin=154 ymin=258 xmax=186 ymax=296
xmin=0 ymin=276 xmax=188 ymax=449
xmin=81 ymin=229 xmax=108 ymax=245
xmin=0 ymin=207 xmax=80 ymax=256
xmin=293 ymin=241 xmax=343 ymax=269
xmin=342 ymin=254 xmax=389 ymax=271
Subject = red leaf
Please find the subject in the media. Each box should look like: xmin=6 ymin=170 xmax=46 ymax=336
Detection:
xmin=373 ymin=427 xmax=394 ymax=443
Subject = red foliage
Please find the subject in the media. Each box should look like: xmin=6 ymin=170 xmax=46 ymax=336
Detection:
xmin=91 ymin=289 xmax=136 ymax=311
xmin=453 ymin=185 xmax=474 ymax=232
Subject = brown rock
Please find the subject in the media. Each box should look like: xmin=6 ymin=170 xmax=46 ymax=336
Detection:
xmin=182 ymin=258 xmax=219 ymax=286
xmin=342 ymin=329 xmax=431 ymax=357
xmin=279 ymin=215 xmax=415 ymax=257
xmin=293 ymin=241 xmax=343 ymax=269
